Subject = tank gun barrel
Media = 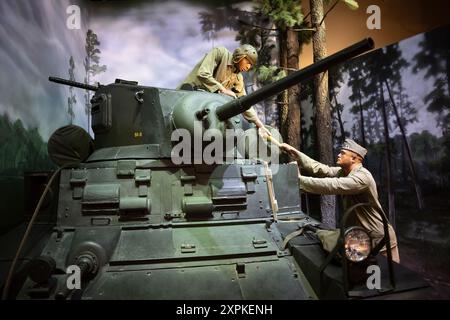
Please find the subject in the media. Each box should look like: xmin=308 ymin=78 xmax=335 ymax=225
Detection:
xmin=216 ymin=38 xmax=374 ymax=120
xmin=49 ymin=76 xmax=99 ymax=91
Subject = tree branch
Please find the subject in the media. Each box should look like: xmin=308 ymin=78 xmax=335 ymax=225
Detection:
xmin=292 ymin=28 xmax=316 ymax=32
xmin=303 ymin=11 xmax=311 ymax=21
xmin=319 ymin=0 xmax=339 ymax=27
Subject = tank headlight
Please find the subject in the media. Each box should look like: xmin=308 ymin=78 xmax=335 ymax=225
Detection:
xmin=344 ymin=227 xmax=372 ymax=262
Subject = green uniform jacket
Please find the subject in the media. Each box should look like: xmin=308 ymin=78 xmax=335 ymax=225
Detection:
xmin=177 ymin=46 xmax=258 ymax=122
xmin=295 ymin=151 xmax=397 ymax=250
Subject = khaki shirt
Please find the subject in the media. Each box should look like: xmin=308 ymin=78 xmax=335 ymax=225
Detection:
xmin=295 ymin=151 xmax=397 ymax=250
xmin=178 ymin=46 xmax=258 ymax=122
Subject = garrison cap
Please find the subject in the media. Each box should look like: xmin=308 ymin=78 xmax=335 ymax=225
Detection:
xmin=341 ymin=138 xmax=367 ymax=159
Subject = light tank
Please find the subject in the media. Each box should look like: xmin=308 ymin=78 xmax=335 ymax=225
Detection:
xmin=1 ymin=38 xmax=431 ymax=300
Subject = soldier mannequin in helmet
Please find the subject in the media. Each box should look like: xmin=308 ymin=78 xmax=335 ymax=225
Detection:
xmin=279 ymin=139 xmax=400 ymax=263
xmin=178 ymin=44 xmax=271 ymax=137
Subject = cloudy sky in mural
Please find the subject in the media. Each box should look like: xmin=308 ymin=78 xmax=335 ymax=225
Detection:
xmin=89 ymin=1 xmax=244 ymax=89
xmin=0 ymin=0 xmax=88 ymax=139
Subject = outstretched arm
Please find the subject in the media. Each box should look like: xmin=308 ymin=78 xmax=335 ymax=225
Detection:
xmin=279 ymin=143 xmax=340 ymax=177
xmin=299 ymin=173 xmax=368 ymax=195
xmin=233 ymin=76 xmax=271 ymax=138
xmin=241 ymin=107 xmax=271 ymax=138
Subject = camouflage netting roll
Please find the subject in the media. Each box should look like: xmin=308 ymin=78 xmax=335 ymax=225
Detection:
xmin=47 ymin=125 xmax=94 ymax=167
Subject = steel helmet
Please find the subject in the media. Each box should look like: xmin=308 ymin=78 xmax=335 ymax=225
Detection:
xmin=233 ymin=44 xmax=258 ymax=65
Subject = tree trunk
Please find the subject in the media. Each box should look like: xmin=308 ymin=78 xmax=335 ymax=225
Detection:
xmin=357 ymin=87 xmax=367 ymax=147
xmin=378 ymin=149 xmax=383 ymax=184
xmin=328 ymin=75 xmax=345 ymax=142
xmin=87 ymin=98 xmax=91 ymax=136
xmin=331 ymin=93 xmax=345 ymax=142
xmin=311 ymin=0 xmax=335 ymax=227
xmin=278 ymin=28 xmax=289 ymax=140
xmin=285 ymin=27 xmax=301 ymax=150
xmin=85 ymin=91 xmax=91 ymax=136
xmin=384 ymin=80 xmax=425 ymax=210
xmin=85 ymin=73 xmax=91 ymax=136
xmin=378 ymin=79 xmax=396 ymax=229
xmin=446 ymin=57 xmax=450 ymax=100
xmin=401 ymin=143 xmax=407 ymax=183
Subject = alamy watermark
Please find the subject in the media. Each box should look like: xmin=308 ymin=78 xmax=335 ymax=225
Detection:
xmin=366 ymin=264 xmax=381 ymax=290
xmin=366 ymin=5 xmax=381 ymax=30
xmin=66 ymin=5 xmax=81 ymax=30
xmin=66 ymin=265 xmax=81 ymax=290
xmin=170 ymin=127 xmax=282 ymax=173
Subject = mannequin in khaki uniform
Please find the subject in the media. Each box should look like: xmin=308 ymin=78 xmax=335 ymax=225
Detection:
xmin=280 ymin=139 xmax=400 ymax=263
xmin=178 ymin=45 xmax=270 ymax=137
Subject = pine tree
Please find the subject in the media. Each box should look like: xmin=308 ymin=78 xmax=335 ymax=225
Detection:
xmin=359 ymin=45 xmax=419 ymax=224
xmin=412 ymin=25 xmax=450 ymax=130
xmin=67 ymin=56 xmax=76 ymax=124
xmin=84 ymin=29 xmax=107 ymax=135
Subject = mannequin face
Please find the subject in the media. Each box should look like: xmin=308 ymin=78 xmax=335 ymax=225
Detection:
xmin=237 ymin=57 xmax=252 ymax=72
xmin=336 ymin=149 xmax=359 ymax=168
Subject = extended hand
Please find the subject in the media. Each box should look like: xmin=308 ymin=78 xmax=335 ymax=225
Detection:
xmin=258 ymin=126 xmax=272 ymax=140
xmin=279 ymin=143 xmax=299 ymax=157
xmin=219 ymin=88 xmax=237 ymax=99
